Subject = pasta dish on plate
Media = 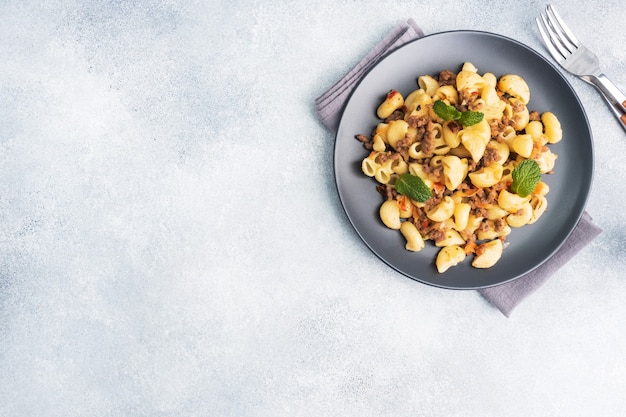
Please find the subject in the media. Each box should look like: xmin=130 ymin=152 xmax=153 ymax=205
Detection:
xmin=354 ymin=62 xmax=562 ymax=273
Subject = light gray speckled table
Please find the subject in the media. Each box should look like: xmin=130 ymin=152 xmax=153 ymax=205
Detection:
xmin=1 ymin=1 xmax=624 ymax=416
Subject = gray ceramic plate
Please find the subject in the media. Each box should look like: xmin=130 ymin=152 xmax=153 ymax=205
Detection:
xmin=334 ymin=30 xmax=593 ymax=289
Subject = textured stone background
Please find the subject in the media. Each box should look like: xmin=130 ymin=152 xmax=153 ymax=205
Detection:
xmin=1 ymin=1 xmax=624 ymax=416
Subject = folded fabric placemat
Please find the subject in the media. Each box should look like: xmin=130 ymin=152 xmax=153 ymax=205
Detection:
xmin=316 ymin=19 xmax=423 ymax=132
xmin=315 ymin=19 xmax=602 ymax=317
xmin=478 ymin=211 xmax=601 ymax=316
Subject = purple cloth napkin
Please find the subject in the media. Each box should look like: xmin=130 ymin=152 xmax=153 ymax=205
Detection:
xmin=316 ymin=19 xmax=423 ymax=132
xmin=315 ymin=19 xmax=602 ymax=317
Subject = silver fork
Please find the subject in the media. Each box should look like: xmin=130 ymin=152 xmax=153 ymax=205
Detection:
xmin=536 ymin=4 xmax=626 ymax=131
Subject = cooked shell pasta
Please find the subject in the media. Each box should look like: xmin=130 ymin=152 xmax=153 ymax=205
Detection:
xmin=497 ymin=74 xmax=530 ymax=104
xmin=427 ymin=196 xmax=455 ymax=222
xmin=498 ymin=190 xmax=530 ymax=213
xmin=535 ymin=149 xmax=558 ymax=173
xmin=374 ymin=161 xmax=394 ymax=184
xmin=379 ymin=200 xmax=401 ymax=230
xmin=434 ymin=85 xmax=459 ymax=104
xmin=386 ymin=120 xmax=409 ymax=149
xmin=418 ymin=75 xmax=439 ymax=96
xmin=460 ymin=120 xmax=491 ymax=162
xmin=510 ymin=134 xmax=534 ymax=158
xmin=354 ymin=62 xmax=562 ymax=273
xmin=453 ymin=202 xmax=471 ymax=231
xmin=436 ymin=245 xmax=466 ymax=273
xmin=400 ymin=221 xmax=425 ymax=251
xmin=442 ymin=155 xmax=468 ymax=190
xmin=528 ymin=194 xmax=548 ymax=224
xmin=507 ymin=98 xmax=530 ymax=131
xmin=468 ymin=163 xmax=503 ymax=188
xmin=506 ymin=202 xmax=533 ymax=228
xmin=472 ymin=240 xmax=503 ymax=268
xmin=435 ymin=229 xmax=465 ymax=247
xmin=404 ymin=89 xmax=432 ymax=117
xmin=377 ymin=90 xmax=404 ymax=119
xmin=477 ymin=220 xmax=511 ymax=240
xmin=542 ymin=112 xmax=563 ymax=144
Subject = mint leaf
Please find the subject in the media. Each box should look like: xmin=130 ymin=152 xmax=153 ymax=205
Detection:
xmin=458 ymin=110 xmax=484 ymax=126
xmin=433 ymin=100 xmax=461 ymax=121
xmin=395 ymin=173 xmax=432 ymax=202
xmin=433 ymin=100 xmax=484 ymax=126
xmin=511 ymin=159 xmax=541 ymax=197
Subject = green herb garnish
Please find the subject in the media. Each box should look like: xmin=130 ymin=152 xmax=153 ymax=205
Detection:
xmin=511 ymin=159 xmax=541 ymax=197
xmin=432 ymin=100 xmax=484 ymax=126
xmin=395 ymin=173 xmax=432 ymax=202
xmin=458 ymin=110 xmax=484 ymax=126
xmin=432 ymin=100 xmax=461 ymax=121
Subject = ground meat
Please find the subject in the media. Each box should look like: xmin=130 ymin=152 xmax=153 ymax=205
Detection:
xmin=421 ymin=158 xmax=437 ymax=174
xmin=406 ymin=115 xmax=429 ymax=147
xmin=529 ymin=110 xmax=540 ymax=121
xmin=492 ymin=181 xmax=508 ymax=192
xmin=377 ymin=152 xmax=403 ymax=167
xmin=489 ymin=115 xmax=516 ymax=138
xmin=511 ymin=100 xmax=525 ymax=113
xmin=475 ymin=188 xmax=489 ymax=205
xmin=437 ymin=70 xmax=456 ymax=86
xmin=486 ymin=187 xmax=499 ymax=204
xmin=420 ymin=121 xmax=436 ymax=156
xmin=463 ymin=232 xmax=477 ymax=246
xmin=430 ymin=165 xmax=443 ymax=178
xmin=478 ymin=220 xmax=490 ymax=233
xmin=467 ymin=98 xmax=483 ymax=112
xmin=482 ymin=146 xmax=500 ymax=165
xmin=468 ymin=186 xmax=499 ymax=209
xmin=355 ymin=134 xmax=373 ymax=149
xmin=411 ymin=206 xmax=430 ymax=233
xmin=447 ymin=120 xmax=460 ymax=134
xmin=494 ymin=218 xmax=507 ymax=232
xmin=457 ymin=182 xmax=470 ymax=192
xmin=459 ymin=89 xmax=477 ymax=109
xmin=407 ymin=114 xmax=429 ymax=128
xmin=394 ymin=136 xmax=412 ymax=161
xmin=473 ymin=207 xmax=488 ymax=218
xmin=429 ymin=228 xmax=446 ymax=243
xmin=375 ymin=151 xmax=390 ymax=164
xmin=423 ymin=195 xmax=443 ymax=212
xmin=384 ymin=109 xmax=405 ymax=123
xmin=376 ymin=183 xmax=396 ymax=201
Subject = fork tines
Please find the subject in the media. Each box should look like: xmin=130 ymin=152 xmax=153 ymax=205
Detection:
xmin=536 ymin=4 xmax=580 ymax=62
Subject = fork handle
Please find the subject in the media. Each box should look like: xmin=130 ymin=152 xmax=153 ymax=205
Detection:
xmin=599 ymin=93 xmax=626 ymax=132
xmin=584 ymin=73 xmax=626 ymax=130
